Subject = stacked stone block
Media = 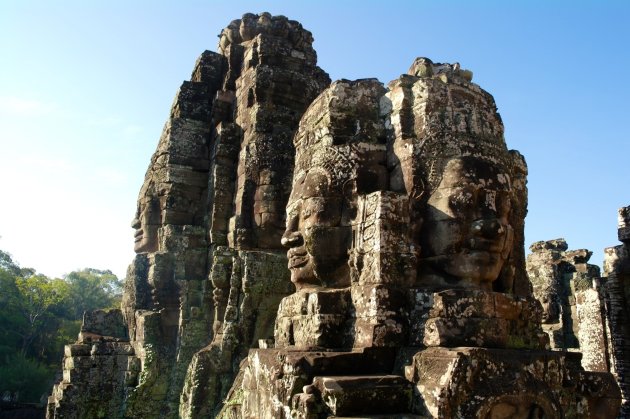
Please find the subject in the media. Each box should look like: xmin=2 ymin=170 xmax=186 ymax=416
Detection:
xmin=47 ymin=310 xmax=136 ymax=418
xmin=229 ymin=58 xmax=620 ymax=418
xmin=407 ymin=347 xmax=619 ymax=418
xmin=180 ymin=250 xmax=292 ymax=418
xmin=179 ymin=14 xmax=329 ymax=417
xmin=418 ymin=289 xmax=548 ymax=349
xmin=274 ymin=288 xmax=352 ymax=349
xmin=226 ymin=16 xmax=329 ymax=251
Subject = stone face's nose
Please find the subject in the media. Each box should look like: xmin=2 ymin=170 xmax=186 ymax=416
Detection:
xmin=471 ymin=218 xmax=504 ymax=238
xmin=282 ymin=209 xmax=302 ymax=248
xmin=281 ymin=230 xmax=303 ymax=248
xmin=131 ymin=217 xmax=140 ymax=229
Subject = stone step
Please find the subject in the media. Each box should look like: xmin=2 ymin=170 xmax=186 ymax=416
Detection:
xmin=313 ymin=375 xmax=413 ymax=416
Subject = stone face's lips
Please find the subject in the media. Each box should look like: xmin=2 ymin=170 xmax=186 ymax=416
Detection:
xmin=287 ymin=247 xmax=308 ymax=268
xmin=134 ymin=229 xmax=143 ymax=242
xmin=467 ymin=238 xmax=503 ymax=253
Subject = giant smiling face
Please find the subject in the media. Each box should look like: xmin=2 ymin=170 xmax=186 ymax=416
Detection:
xmin=418 ymin=157 xmax=514 ymax=290
xmin=281 ymin=169 xmax=351 ymax=290
xmin=131 ymin=196 xmax=161 ymax=254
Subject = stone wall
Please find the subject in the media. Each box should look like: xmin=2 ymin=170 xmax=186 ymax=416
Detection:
xmin=526 ymin=207 xmax=630 ymax=415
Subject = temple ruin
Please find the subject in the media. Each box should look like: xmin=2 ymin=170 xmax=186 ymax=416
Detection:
xmin=46 ymin=13 xmax=626 ymax=418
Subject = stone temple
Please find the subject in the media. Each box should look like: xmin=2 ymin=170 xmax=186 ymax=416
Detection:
xmin=47 ymin=13 xmax=627 ymax=418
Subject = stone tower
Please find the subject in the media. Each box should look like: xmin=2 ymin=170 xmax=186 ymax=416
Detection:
xmin=47 ymin=13 xmax=329 ymax=418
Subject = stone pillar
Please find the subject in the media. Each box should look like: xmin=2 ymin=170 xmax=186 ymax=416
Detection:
xmin=49 ymin=13 xmax=330 ymax=419
xmin=350 ymin=191 xmax=416 ymax=347
xmin=527 ymin=239 xmax=611 ymax=372
xmin=604 ymin=205 xmax=630 ymax=415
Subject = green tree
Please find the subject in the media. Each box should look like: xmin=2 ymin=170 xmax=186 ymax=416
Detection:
xmin=0 ymin=266 xmax=23 ymax=360
xmin=14 ymin=275 xmax=65 ymax=353
xmin=0 ymin=272 xmax=70 ymax=362
xmin=0 ymin=248 xmax=20 ymax=275
xmin=0 ymin=353 xmax=53 ymax=403
xmin=63 ymin=268 xmax=122 ymax=320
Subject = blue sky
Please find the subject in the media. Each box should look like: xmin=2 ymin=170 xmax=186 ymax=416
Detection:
xmin=0 ymin=0 xmax=628 ymax=279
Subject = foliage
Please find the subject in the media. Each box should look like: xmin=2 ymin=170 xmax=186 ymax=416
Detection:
xmin=0 ymin=248 xmax=123 ymax=403
xmin=0 ymin=249 xmax=20 ymax=275
xmin=0 ymin=353 xmax=54 ymax=403
xmin=63 ymin=268 xmax=123 ymax=319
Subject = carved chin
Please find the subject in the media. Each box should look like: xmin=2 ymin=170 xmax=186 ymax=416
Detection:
xmin=134 ymin=237 xmax=158 ymax=253
xmin=133 ymin=236 xmax=144 ymax=252
xmin=289 ymin=257 xmax=350 ymax=289
xmin=445 ymin=250 xmax=505 ymax=283
xmin=134 ymin=240 xmax=149 ymax=253
xmin=289 ymin=258 xmax=317 ymax=287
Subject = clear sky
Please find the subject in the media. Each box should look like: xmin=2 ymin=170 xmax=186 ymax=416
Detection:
xmin=0 ymin=0 xmax=628 ymax=279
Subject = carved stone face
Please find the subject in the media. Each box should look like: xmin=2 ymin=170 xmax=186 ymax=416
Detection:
xmin=131 ymin=197 xmax=161 ymax=253
xmin=253 ymin=169 xmax=287 ymax=249
xmin=539 ymin=293 xmax=560 ymax=324
xmin=281 ymin=170 xmax=351 ymax=290
xmin=419 ymin=157 xmax=514 ymax=289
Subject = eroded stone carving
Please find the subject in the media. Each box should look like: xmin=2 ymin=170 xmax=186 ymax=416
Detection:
xmin=131 ymin=183 xmax=161 ymax=253
xmin=179 ymin=14 xmax=329 ymax=418
xmin=281 ymin=79 xmax=388 ymax=290
xmin=527 ymin=238 xmax=611 ymax=365
xmin=46 ymin=310 xmax=136 ymax=419
xmin=385 ymin=59 xmax=529 ymax=296
xmin=416 ymin=156 xmax=514 ymax=290
xmin=231 ymin=56 xmax=620 ymax=419
xmin=48 ymin=15 xmax=622 ymax=419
